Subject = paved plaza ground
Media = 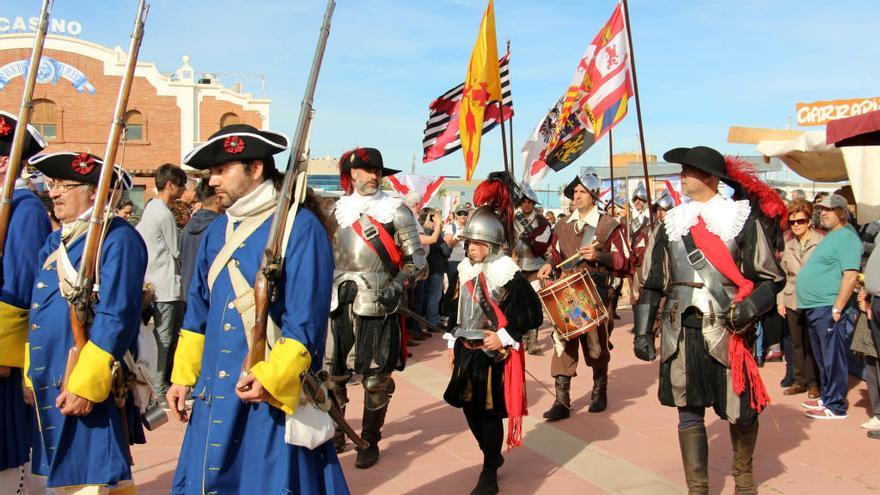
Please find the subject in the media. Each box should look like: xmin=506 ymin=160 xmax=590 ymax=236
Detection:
xmin=133 ymin=312 xmax=880 ymax=494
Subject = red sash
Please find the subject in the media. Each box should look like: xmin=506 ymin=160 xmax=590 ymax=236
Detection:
xmin=690 ymin=217 xmax=770 ymax=413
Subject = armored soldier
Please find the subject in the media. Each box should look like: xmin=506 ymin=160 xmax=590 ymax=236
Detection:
xmin=629 ymin=188 xmax=676 ymax=302
xmin=328 ymin=147 xmax=426 ymax=469
xmin=444 ymin=173 xmax=542 ymax=495
xmin=513 ymin=183 xmax=551 ymax=355
xmin=633 ymin=146 xmax=784 ymax=494
xmin=166 ymin=125 xmax=349 ymax=494
xmin=537 ymin=168 xmax=629 ymax=421
xmin=0 ymin=112 xmax=51 ymax=493
xmin=630 ymin=182 xmax=650 ymax=233
xmin=26 ymin=152 xmax=146 ymax=494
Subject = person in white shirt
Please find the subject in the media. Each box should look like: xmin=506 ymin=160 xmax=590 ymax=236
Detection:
xmin=442 ymin=204 xmax=469 ymax=328
xmin=136 ymin=163 xmax=187 ymax=405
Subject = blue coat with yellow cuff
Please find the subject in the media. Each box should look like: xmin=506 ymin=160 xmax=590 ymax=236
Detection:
xmin=170 ymin=207 xmax=349 ymax=495
xmin=0 ymin=188 xmax=51 ymax=471
xmin=27 ymin=216 xmax=146 ymax=488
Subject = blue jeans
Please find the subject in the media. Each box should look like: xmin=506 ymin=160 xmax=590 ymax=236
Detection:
xmin=424 ymin=272 xmax=444 ymax=326
xmin=804 ymin=306 xmax=851 ymax=414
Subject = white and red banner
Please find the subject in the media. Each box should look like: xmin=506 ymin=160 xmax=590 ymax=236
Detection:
xmin=387 ymin=173 xmax=446 ymax=210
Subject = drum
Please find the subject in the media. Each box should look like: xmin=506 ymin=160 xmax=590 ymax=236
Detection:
xmin=538 ymin=269 xmax=608 ymax=341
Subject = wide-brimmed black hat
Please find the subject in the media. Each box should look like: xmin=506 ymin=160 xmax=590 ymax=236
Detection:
xmin=183 ymin=124 xmax=288 ymax=170
xmin=0 ymin=110 xmax=47 ymax=160
xmin=339 ymin=147 xmax=400 ymax=176
xmin=663 ymin=146 xmax=734 ymax=185
xmin=28 ymin=152 xmax=132 ymax=190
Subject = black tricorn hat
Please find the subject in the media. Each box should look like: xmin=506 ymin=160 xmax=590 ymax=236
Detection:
xmin=663 ymin=146 xmax=734 ymax=186
xmin=0 ymin=110 xmax=47 ymax=160
xmin=183 ymin=124 xmax=288 ymax=170
xmin=28 ymin=152 xmax=133 ymax=190
xmin=339 ymin=147 xmax=400 ymax=176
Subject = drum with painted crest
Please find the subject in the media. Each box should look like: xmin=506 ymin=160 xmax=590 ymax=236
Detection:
xmin=538 ymin=269 xmax=608 ymax=341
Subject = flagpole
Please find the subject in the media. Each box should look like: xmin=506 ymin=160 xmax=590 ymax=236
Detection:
xmin=608 ymin=128 xmax=615 ymax=215
xmin=506 ymin=40 xmax=515 ymax=181
xmin=621 ymin=0 xmax=653 ymax=228
xmin=497 ymin=99 xmax=510 ymax=177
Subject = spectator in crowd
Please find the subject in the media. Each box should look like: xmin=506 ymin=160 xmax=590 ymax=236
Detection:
xmin=858 ymin=245 xmax=880 ymax=437
xmin=792 ymin=189 xmax=807 ymax=201
xmin=442 ymin=204 xmax=468 ymax=328
xmin=179 ymin=180 xmax=222 ymax=304
xmin=404 ymin=192 xmax=440 ymax=343
xmin=465 ymin=201 xmax=473 ymax=214
xmin=778 ymin=199 xmax=823 ymax=398
xmin=812 ymin=191 xmax=830 ymax=230
xmin=136 ymin=163 xmax=187 ymax=405
xmin=545 ymin=210 xmax=556 ymax=227
xmin=420 ymin=208 xmax=449 ymax=330
xmin=797 ymin=194 xmax=863 ymax=420
xmin=116 ymin=198 xmax=134 ymax=222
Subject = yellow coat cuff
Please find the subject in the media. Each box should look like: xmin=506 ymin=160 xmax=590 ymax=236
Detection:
xmin=249 ymin=338 xmax=311 ymax=415
xmin=0 ymin=300 xmax=29 ymax=368
xmin=171 ymin=329 xmax=205 ymax=387
xmin=67 ymin=341 xmax=114 ymax=403
xmin=23 ymin=342 xmax=32 ymax=389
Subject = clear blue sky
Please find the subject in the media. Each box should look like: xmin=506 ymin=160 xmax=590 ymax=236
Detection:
xmin=10 ymin=0 xmax=880 ymax=191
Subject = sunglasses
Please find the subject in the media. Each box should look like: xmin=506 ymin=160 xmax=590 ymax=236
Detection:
xmin=788 ymin=218 xmax=810 ymax=226
xmin=456 ymin=211 xmax=468 ymax=216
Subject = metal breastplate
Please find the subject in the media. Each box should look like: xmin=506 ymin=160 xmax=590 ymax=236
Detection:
xmin=515 ymin=212 xmax=548 ymax=272
xmin=666 ymin=236 xmax=739 ymax=314
xmin=331 ymin=222 xmax=394 ymax=316
xmin=454 ymin=277 xmax=507 ymax=340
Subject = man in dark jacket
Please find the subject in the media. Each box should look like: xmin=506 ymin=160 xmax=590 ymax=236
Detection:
xmin=179 ymin=180 xmax=222 ymax=303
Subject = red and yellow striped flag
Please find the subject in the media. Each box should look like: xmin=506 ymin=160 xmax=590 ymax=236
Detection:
xmin=459 ymin=0 xmax=502 ymax=183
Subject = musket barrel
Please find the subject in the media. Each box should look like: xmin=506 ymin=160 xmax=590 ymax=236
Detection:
xmin=70 ymin=0 xmax=149 ymax=347
xmin=0 ymin=0 xmax=53 ymax=275
xmin=244 ymin=0 xmax=336 ymax=371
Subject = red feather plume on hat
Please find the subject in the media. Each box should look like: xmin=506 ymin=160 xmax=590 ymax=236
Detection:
xmin=473 ymin=171 xmax=516 ymax=245
xmin=338 ymin=147 xmax=374 ymax=195
xmin=724 ymin=156 xmax=788 ymax=230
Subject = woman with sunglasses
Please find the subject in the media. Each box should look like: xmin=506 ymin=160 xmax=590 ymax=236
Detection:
xmin=779 ymin=198 xmax=823 ymax=397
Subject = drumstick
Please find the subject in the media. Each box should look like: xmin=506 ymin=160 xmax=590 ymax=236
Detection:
xmin=554 ymin=242 xmax=599 ymax=270
xmin=554 ymin=252 xmax=581 ymax=270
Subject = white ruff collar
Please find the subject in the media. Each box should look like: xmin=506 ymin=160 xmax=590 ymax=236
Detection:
xmin=458 ymin=254 xmax=519 ymax=291
xmin=664 ymin=194 xmax=750 ymax=242
xmin=334 ymin=190 xmax=402 ymax=228
xmin=225 ymin=180 xmax=278 ymax=223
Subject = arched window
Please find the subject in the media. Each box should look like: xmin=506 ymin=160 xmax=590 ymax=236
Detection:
xmin=31 ymin=99 xmax=58 ymax=139
xmin=220 ymin=112 xmax=241 ymax=128
xmin=124 ymin=110 xmax=145 ymax=141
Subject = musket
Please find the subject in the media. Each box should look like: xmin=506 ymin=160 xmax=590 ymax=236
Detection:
xmin=245 ymin=0 xmax=335 ymax=370
xmin=0 ymin=0 xmax=52 ymax=283
xmin=64 ymin=0 xmax=149 ymax=388
xmin=240 ymin=0 xmax=360 ymax=444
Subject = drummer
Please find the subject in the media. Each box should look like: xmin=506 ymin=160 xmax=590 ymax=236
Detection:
xmin=537 ymin=168 xmax=629 ymax=421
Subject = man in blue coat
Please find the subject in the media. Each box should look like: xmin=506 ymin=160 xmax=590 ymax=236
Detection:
xmin=25 ymin=151 xmax=146 ymax=494
xmin=166 ymin=124 xmax=349 ymax=495
xmin=0 ymin=111 xmax=51 ymax=493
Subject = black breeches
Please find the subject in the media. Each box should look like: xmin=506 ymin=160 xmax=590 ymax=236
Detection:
xmin=463 ymin=404 xmax=503 ymax=468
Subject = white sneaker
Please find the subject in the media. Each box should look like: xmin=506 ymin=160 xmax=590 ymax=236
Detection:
xmin=861 ymin=416 xmax=880 ymax=430
xmin=806 ymin=407 xmax=847 ymax=420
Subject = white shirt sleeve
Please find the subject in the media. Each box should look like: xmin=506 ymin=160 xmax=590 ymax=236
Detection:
xmin=496 ymin=328 xmax=520 ymax=351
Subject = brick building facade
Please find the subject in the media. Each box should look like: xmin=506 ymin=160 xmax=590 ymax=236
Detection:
xmin=0 ymin=33 xmax=270 ymax=206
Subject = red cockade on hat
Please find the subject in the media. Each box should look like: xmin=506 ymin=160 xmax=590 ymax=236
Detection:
xmin=0 ymin=116 xmax=11 ymax=137
xmin=223 ymin=135 xmax=245 ymax=154
xmin=71 ymin=153 xmax=96 ymax=175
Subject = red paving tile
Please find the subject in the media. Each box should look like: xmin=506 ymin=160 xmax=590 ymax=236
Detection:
xmin=130 ymin=312 xmax=880 ymax=493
